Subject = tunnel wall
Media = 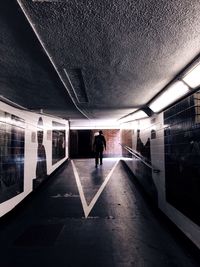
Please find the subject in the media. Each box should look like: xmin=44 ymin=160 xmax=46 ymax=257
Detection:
xmin=0 ymin=101 xmax=69 ymax=217
xmin=121 ymin=91 xmax=200 ymax=249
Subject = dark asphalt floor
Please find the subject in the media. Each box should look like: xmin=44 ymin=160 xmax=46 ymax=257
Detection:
xmin=0 ymin=159 xmax=199 ymax=267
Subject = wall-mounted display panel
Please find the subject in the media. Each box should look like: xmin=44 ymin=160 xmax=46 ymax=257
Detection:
xmin=52 ymin=121 xmax=66 ymax=165
xmin=0 ymin=111 xmax=25 ymax=203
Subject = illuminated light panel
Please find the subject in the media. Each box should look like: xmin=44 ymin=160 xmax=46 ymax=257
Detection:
xmin=130 ymin=110 xmax=148 ymax=120
xmin=182 ymin=62 xmax=200 ymax=88
xmin=119 ymin=110 xmax=148 ymax=124
xmin=149 ymin=81 xmax=189 ymax=113
xmin=70 ymin=119 xmax=120 ymax=129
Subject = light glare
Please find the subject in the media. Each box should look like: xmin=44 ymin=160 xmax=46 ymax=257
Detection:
xmin=149 ymin=81 xmax=189 ymax=113
xmin=119 ymin=110 xmax=148 ymax=124
xmin=183 ymin=63 xmax=200 ymax=88
xmin=70 ymin=119 xmax=120 ymax=129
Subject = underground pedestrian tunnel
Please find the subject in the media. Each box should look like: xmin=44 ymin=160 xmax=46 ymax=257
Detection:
xmin=0 ymin=1 xmax=200 ymax=266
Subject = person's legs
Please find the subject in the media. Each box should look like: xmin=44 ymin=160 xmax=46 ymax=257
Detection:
xmin=99 ymin=150 xmax=103 ymax=165
xmin=95 ymin=150 xmax=99 ymax=167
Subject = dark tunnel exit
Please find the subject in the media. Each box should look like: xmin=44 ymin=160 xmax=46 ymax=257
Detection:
xmin=70 ymin=130 xmax=93 ymax=158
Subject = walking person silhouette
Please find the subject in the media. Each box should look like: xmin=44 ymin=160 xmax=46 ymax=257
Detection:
xmin=93 ymin=130 xmax=106 ymax=168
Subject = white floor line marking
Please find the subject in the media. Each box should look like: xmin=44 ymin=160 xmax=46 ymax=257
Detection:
xmin=71 ymin=160 xmax=119 ymax=218
xmin=71 ymin=160 xmax=88 ymax=218
xmin=86 ymin=160 xmax=119 ymax=217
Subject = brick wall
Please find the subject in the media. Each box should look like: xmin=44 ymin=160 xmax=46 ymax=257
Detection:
xmin=91 ymin=129 xmax=121 ymax=157
xmin=70 ymin=129 xmax=122 ymax=158
xmin=120 ymin=129 xmax=133 ymax=157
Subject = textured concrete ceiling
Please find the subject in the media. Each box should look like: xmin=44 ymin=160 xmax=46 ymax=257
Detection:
xmin=0 ymin=0 xmax=85 ymax=119
xmin=1 ymin=0 xmax=200 ymax=121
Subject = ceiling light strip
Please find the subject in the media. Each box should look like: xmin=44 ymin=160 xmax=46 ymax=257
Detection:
xmin=182 ymin=62 xmax=200 ymax=89
xmin=17 ymin=0 xmax=90 ymax=120
xmin=149 ymin=81 xmax=189 ymax=113
xmin=118 ymin=110 xmax=148 ymax=123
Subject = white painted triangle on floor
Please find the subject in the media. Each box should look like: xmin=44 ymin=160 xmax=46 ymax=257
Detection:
xmin=72 ymin=159 xmax=117 ymax=205
xmin=71 ymin=159 xmax=119 ymax=218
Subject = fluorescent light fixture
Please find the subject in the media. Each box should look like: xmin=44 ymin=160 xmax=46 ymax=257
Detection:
xmin=182 ymin=62 xmax=200 ymax=88
xmin=70 ymin=119 xmax=120 ymax=129
xmin=131 ymin=110 xmax=148 ymax=120
xmin=149 ymin=81 xmax=189 ymax=113
xmin=119 ymin=110 xmax=148 ymax=123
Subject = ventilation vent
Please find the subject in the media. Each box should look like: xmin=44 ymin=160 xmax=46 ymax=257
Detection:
xmin=64 ymin=68 xmax=88 ymax=104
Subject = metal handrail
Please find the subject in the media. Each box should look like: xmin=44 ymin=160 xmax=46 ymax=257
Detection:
xmin=120 ymin=143 xmax=160 ymax=173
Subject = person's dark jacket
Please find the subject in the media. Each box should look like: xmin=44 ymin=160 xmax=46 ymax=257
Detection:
xmin=93 ymin=134 xmax=106 ymax=151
